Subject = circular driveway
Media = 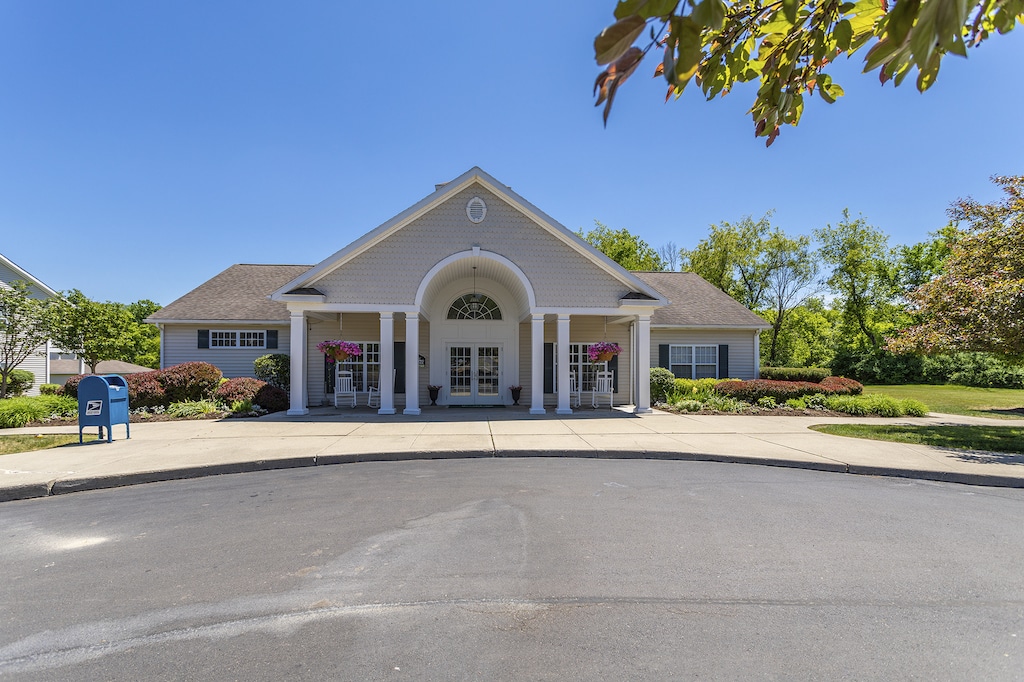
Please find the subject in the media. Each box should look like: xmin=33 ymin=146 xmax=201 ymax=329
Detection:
xmin=2 ymin=458 xmax=1023 ymax=679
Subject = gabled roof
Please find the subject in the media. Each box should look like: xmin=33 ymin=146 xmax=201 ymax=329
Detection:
xmin=634 ymin=272 xmax=771 ymax=328
xmin=147 ymin=264 xmax=313 ymax=323
xmin=271 ymin=167 xmax=667 ymax=306
xmin=0 ymin=252 xmax=58 ymax=298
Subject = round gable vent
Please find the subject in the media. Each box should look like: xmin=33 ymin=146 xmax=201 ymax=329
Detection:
xmin=466 ymin=196 xmax=487 ymax=223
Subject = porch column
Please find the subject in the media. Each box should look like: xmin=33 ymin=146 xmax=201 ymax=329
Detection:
xmin=530 ymin=314 xmax=545 ymax=414
xmin=753 ymin=330 xmax=760 ymax=380
xmin=287 ymin=311 xmax=308 ymax=415
xmin=635 ymin=314 xmax=652 ymax=414
xmin=556 ymin=313 xmax=572 ymax=415
xmin=379 ymin=312 xmax=396 ymax=414
xmin=403 ymin=313 xmax=420 ymax=415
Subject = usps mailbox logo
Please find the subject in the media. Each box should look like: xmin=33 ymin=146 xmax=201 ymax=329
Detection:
xmin=86 ymin=400 xmax=103 ymax=416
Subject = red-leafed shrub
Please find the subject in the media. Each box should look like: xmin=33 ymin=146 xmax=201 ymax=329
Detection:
xmin=126 ymin=371 xmax=167 ymax=408
xmin=62 ymin=374 xmax=88 ymax=398
xmin=254 ymin=384 xmax=288 ymax=412
xmin=714 ymin=376 xmax=864 ymax=402
xmin=215 ymin=377 xmax=266 ymax=403
xmin=158 ymin=362 xmax=223 ymax=402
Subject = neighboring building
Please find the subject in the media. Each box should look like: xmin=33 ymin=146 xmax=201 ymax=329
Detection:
xmin=49 ymin=356 xmax=155 ymax=386
xmin=0 ymin=252 xmax=59 ymax=396
xmin=148 ymin=167 xmax=769 ymax=416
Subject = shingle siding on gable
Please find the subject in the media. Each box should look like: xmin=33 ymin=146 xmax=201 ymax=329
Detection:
xmin=313 ymin=186 xmax=630 ymax=308
xmin=163 ymin=324 xmax=290 ymax=379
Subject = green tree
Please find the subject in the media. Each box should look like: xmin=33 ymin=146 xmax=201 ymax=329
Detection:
xmin=760 ymin=298 xmax=839 ymax=367
xmin=593 ymin=0 xmax=1022 ymax=143
xmin=125 ymin=300 xmax=161 ymax=368
xmin=0 ymin=281 xmax=56 ymax=398
xmin=578 ymin=221 xmax=666 ymax=270
xmin=893 ymin=224 xmax=957 ymax=295
xmin=762 ymin=232 xmax=819 ymax=364
xmin=815 ymin=211 xmax=898 ymax=349
xmin=49 ymin=290 xmax=139 ymax=373
xmin=890 ymin=175 xmax=1024 ymax=358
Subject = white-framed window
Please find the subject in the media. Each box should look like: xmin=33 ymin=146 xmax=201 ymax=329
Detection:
xmin=670 ymin=344 xmax=718 ymax=379
xmin=339 ymin=342 xmax=381 ymax=392
xmin=210 ymin=330 xmax=266 ymax=349
xmin=554 ymin=343 xmax=611 ymax=392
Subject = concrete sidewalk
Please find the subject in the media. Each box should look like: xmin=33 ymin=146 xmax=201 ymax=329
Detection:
xmin=2 ymin=407 xmax=1023 ymax=501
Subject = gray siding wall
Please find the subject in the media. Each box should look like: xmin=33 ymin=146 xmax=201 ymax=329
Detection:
xmin=314 ymin=185 xmax=632 ymax=309
xmin=2 ymin=262 xmax=54 ymax=393
xmin=650 ymin=329 xmax=757 ymax=380
xmin=162 ymin=324 xmax=290 ymax=379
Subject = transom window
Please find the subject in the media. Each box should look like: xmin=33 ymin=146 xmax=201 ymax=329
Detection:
xmin=211 ymin=330 xmax=266 ymax=349
xmin=670 ymin=344 xmax=718 ymax=379
xmin=447 ymin=294 xmax=502 ymax=320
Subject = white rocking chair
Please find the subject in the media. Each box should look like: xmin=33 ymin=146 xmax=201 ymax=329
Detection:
xmin=568 ymin=371 xmax=581 ymax=408
xmin=367 ymin=368 xmax=397 ymax=408
xmin=334 ymin=369 xmax=356 ymax=408
xmin=592 ymin=370 xmax=614 ymax=408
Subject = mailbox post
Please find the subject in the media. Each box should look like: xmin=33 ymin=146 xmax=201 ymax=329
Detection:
xmin=78 ymin=374 xmax=131 ymax=443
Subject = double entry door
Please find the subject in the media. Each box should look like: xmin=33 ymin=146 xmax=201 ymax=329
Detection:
xmin=448 ymin=344 xmax=501 ymax=404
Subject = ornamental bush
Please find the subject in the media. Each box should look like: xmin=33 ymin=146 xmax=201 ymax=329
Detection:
xmin=759 ymin=367 xmax=830 ymax=383
xmin=215 ymin=377 xmax=266 ymax=404
xmin=126 ymin=371 xmax=167 ymax=409
xmin=254 ymin=384 xmax=288 ymax=413
xmin=40 ymin=383 xmax=62 ymax=395
xmin=254 ymin=354 xmax=290 ymax=391
xmin=62 ymin=374 xmax=87 ymax=398
xmin=819 ymin=376 xmax=864 ymax=395
xmin=672 ymin=378 xmax=718 ymax=400
xmin=2 ymin=369 xmax=35 ymax=397
xmin=714 ymin=377 xmax=863 ymax=402
xmin=650 ymin=367 xmax=676 ymax=403
xmin=158 ymin=362 xmax=222 ymax=402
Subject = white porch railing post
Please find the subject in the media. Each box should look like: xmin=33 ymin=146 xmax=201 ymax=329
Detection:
xmin=530 ymin=314 xmax=546 ymax=414
xmin=378 ymin=312 xmax=396 ymax=415
xmin=635 ymin=314 xmax=652 ymax=414
xmin=403 ymin=313 xmax=420 ymax=415
xmin=556 ymin=314 xmax=572 ymax=415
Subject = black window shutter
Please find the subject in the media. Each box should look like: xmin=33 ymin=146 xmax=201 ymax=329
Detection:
xmin=543 ymin=343 xmax=554 ymax=393
xmin=659 ymin=344 xmax=670 ymax=369
xmin=266 ymin=330 xmax=278 ymax=349
xmin=718 ymin=344 xmax=729 ymax=379
xmin=198 ymin=329 xmax=210 ymax=349
xmin=609 ymin=354 xmax=619 ymax=393
xmin=325 ymin=354 xmax=335 ymax=393
xmin=394 ymin=342 xmax=406 ymax=394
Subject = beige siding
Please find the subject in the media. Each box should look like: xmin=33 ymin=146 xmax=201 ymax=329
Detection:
xmin=12 ymin=344 xmax=48 ymax=395
xmin=314 ymin=185 xmax=631 ymax=309
xmin=650 ymin=329 xmax=757 ymax=380
xmin=539 ymin=316 xmax=632 ymax=407
xmin=162 ymin=324 xmax=290 ymax=379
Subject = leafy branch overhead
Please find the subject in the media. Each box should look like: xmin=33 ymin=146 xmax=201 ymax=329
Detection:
xmin=593 ymin=0 xmax=1023 ymax=144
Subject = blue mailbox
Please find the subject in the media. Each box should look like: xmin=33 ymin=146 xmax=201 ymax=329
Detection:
xmin=78 ymin=374 xmax=131 ymax=443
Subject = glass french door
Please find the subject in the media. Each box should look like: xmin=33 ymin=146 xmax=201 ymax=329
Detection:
xmin=448 ymin=345 xmax=501 ymax=404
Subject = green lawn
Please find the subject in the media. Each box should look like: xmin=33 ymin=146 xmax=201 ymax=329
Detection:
xmin=810 ymin=424 xmax=1024 ymax=456
xmin=0 ymin=434 xmax=96 ymax=455
xmin=863 ymin=384 xmax=1024 ymax=420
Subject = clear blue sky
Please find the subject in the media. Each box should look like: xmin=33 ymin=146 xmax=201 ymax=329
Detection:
xmin=2 ymin=1 xmax=1021 ymax=305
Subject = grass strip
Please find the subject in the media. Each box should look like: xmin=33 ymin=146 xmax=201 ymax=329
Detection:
xmin=863 ymin=385 xmax=1024 ymax=420
xmin=810 ymin=424 xmax=1024 ymax=455
xmin=0 ymin=434 xmax=97 ymax=455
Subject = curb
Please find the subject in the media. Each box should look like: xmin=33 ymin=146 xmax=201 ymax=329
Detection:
xmin=3 ymin=449 xmax=1023 ymax=503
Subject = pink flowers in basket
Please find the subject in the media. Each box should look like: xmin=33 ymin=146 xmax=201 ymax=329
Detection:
xmin=588 ymin=341 xmax=621 ymax=363
xmin=317 ymin=340 xmax=363 ymax=363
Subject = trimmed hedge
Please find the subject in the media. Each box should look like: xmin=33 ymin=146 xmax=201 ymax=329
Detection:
xmin=126 ymin=371 xmax=167 ymax=409
xmin=215 ymin=377 xmax=266 ymax=403
xmin=714 ymin=376 xmax=864 ymax=402
xmin=159 ymin=362 xmax=222 ymax=402
xmin=759 ymin=367 xmax=830 ymax=383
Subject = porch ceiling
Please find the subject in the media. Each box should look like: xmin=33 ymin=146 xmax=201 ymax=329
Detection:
xmin=420 ymin=256 xmax=531 ymax=319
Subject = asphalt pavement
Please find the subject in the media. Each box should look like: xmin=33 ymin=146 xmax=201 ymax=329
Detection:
xmin=2 ymin=406 xmax=1023 ymax=502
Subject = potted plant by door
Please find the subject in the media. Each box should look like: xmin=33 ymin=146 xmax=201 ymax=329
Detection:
xmin=509 ymin=385 xmax=522 ymax=405
xmin=428 ymin=385 xmax=441 ymax=406
xmin=588 ymin=341 xmax=621 ymax=363
xmin=317 ymin=340 xmax=363 ymax=363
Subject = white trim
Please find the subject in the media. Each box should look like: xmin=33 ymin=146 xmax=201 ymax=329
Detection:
xmin=635 ymin=315 xmax=652 ymax=414
xmin=404 ymin=314 xmax=420 ymax=415
xmin=378 ymin=313 xmax=395 ymax=414
xmin=0 ymin=253 xmax=59 ymax=298
xmin=556 ymin=315 xmax=572 ymax=415
xmin=146 ymin=318 xmax=286 ymax=325
xmin=415 ymin=249 xmax=537 ymax=310
xmin=652 ymin=323 xmax=773 ymax=330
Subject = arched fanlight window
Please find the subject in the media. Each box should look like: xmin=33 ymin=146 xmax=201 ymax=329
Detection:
xmin=447 ymin=294 xmax=502 ymax=320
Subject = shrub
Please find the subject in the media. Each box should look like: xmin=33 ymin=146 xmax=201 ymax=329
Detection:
xmin=671 ymin=378 xmax=719 ymax=401
xmin=40 ymin=383 xmax=62 ymax=395
xmin=819 ymin=376 xmax=864 ymax=395
xmin=650 ymin=367 xmax=676 ymax=403
xmin=126 ymin=371 xmax=167 ymax=409
xmin=215 ymin=377 xmax=266 ymax=404
xmin=231 ymin=399 xmax=254 ymax=414
xmin=823 ymin=394 xmax=929 ymax=417
xmin=2 ymin=369 xmax=35 ymax=397
xmin=831 ymin=348 xmax=926 ymax=384
xmin=254 ymin=384 xmax=288 ymax=413
xmin=670 ymin=398 xmax=704 ymax=412
xmin=759 ymin=367 xmax=830 ymax=383
xmin=756 ymin=396 xmax=777 ymax=408
xmin=715 ymin=377 xmax=863 ymax=402
xmin=166 ymin=400 xmax=223 ymax=418
xmin=0 ymin=395 xmax=77 ymax=428
xmin=158 ymin=362 xmax=222 ymax=402
xmin=62 ymin=374 xmax=87 ymax=398
xmin=254 ymin=354 xmax=290 ymax=391
xmin=702 ymin=394 xmax=747 ymax=412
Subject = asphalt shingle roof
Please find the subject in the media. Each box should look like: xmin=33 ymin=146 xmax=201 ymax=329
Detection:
xmin=633 ymin=272 xmax=770 ymax=328
xmin=147 ymin=264 xmax=313 ymax=322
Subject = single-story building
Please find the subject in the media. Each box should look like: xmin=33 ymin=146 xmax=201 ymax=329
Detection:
xmin=49 ymin=357 xmax=155 ymax=386
xmin=147 ymin=168 xmax=768 ymax=415
xmin=1 ymin=252 xmax=59 ymax=395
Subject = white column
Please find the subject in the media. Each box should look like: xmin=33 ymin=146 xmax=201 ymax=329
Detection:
xmin=287 ymin=311 xmax=308 ymax=415
xmin=556 ymin=314 xmax=572 ymax=415
xmin=530 ymin=314 xmax=545 ymax=414
xmin=634 ymin=314 xmax=652 ymax=414
xmin=403 ymin=313 xmax=420 ymax=415
xmin=378 ymin=312 xmax=396 ymax=414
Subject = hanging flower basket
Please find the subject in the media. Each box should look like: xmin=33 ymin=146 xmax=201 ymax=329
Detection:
xmin=588 ymin=341 xmax=621 ymax=364
xmin=317 ymin=340 xmax=363 ymax=364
